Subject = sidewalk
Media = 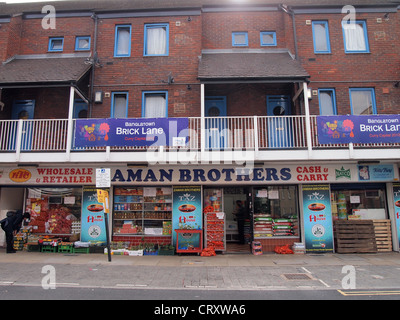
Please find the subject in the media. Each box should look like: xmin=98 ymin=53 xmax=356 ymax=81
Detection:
xmin=1 ymin=249 xmax=400 ymax=291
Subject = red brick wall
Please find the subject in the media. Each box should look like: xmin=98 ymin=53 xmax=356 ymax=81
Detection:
xmin=295 ymin=12 xmax=400 ymax=115
xmin=19 ymin=17 xmax=94 ymax=55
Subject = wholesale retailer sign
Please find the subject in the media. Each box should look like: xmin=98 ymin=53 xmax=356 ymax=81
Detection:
xmin=74 ymin=118 xmax=189 ymax=148
xmin=317 ymin=115 xmax=400 ymax=144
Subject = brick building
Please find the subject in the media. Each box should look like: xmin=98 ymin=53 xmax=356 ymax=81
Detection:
xmin=0 ymin=0 xmax=399 ymax=254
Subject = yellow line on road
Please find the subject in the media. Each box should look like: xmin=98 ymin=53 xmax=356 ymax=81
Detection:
xmin=338 ymin=290 xmax=400 ymax=296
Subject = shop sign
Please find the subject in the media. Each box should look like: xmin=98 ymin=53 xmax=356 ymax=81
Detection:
xmin=81 ymin=186 xmax=108 ymax=243
xmin=172 ymin=186 xmax=202 ymax=248
xmin=0 ymin=167 xmax=95 ymax=185
xmin=111 ymin=164 xmax=398 ymax=185
xmin=317 ymin=115 xmax=400 ymax=144
xmin=302 ymin=184 xmax=334 ymax=253
xmin=74 ymin=118 xmax=189 ymax=148
xmin=358 ymin=164 xmax=395 ymax=181
xmin=393 ymin=183 xmax=400 ymax=249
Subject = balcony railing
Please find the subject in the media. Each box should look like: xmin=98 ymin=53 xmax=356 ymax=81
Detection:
xmin=1 ymin=116 xmax=399 ymax=157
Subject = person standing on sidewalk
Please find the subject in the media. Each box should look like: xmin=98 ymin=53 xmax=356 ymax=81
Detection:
xmin=1 ymin=211 xmax=30 ymax=253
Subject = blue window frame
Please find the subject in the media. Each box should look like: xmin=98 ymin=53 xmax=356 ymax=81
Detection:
xmin=318 ymin=89 xmax=337 ymax=115
xmin=114 ymin=25 xmax=131 ymax=57
xmin=232 ymin=32 xmax=248 ymax=47
xmin=48 ymin=37 xmax=64 ymax=52
xmin=144 ymin=23 xmax=169 ymax=56
xmin=75 ymin=36 xmax=91 ymax=51
xmin=312 ymin=21 xmax=331 ymax=53
xmin=342 ymin=20 xmax=370 ymax=53
xmin=349 ymin=88 xmax=376 ymax=115
xmin=142 ymin=91 xmax=168 ymax=118
xmin=111 ymin=92 xmax=129 ymax=118
xmin=260 ymin=31 xmax=277 ymax=47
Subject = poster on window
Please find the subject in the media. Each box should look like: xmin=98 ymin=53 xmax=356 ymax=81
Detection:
xmin=81 ymin=186 xmax=109 ymax=243
xmin=172 ymin=186 xmax=202 ymax=248
xmin=317 ymin=115 xmax=400 ymax=144
xmin=74 ymin=118 xmax=189 ymax=148
xmin=302 ymin=184 xmax=334 ymax=253
xmin=393 ymin=183 xmax=400 ymax=249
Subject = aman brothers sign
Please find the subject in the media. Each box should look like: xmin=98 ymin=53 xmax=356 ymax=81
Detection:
xmin=0 ymin=164 xmax=397 ymax=186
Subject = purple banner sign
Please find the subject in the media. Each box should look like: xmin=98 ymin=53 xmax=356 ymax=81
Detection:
xmin=317 ymin=115 xmax=400 ymax=144
xmin=74 ymin=118 xmax=189 ymax=148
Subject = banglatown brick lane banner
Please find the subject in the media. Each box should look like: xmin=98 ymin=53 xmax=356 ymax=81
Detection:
xmin=317 ymin=115 xmax=400 ymax=144
xmin=74 ymin=118 xmax=189 ymax=148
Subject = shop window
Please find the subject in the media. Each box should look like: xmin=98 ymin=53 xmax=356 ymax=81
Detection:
xmin=260 ymin=31 xmax=277 ymax=46
xmin=312 ymin=21 xmax=331 ymax=53
xmin=142 ymin=91 xmax=168 ymax=118
xmin=144 ymin=23 xmax=169 ymax=56
xmin=232 ymin=32 xmax=248 ymax=47
xmin=75 ymin=36 xmax=91 ymax=51
xmin=253 ymin=186 xmax=299 ymax=239
xmin=111 ymin=92 xmax=128 ymax=118
xmin=318 ymin=89 xmax=337 ymax=115
xmin=48 ymin=37 xmax=64 ymax=52
xmin=342 ymin=20 xmax=369 ymax=53
xmin=331 ymin=184 xmax=387 ymax=220
xmin=114 ymin=25 xmax=131 ymax=57
xmin=349 ymin=88 xmax=376 ymax=115
xmin=113 ymin=187 xmax=172 ymax=237
xmin=25 ymin=188 xmax=82 ymax=235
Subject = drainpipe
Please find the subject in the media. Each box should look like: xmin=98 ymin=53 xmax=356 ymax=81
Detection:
xmin=89 ymin=13 xmax=99 ymax=118
xmin=279 ymin=4 xmax=298 ymax=60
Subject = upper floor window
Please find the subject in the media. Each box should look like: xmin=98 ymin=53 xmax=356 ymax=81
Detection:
xmin=260 ymin=31 xmax=277 ymax=47
xmin=75 ymin=36 xmax=91 ymax=51
xmin=312 ymin=21 xmax=331 ymax=53
xmin=350 ymin=88 xmax=376 ymax=115
xmin=318 ymin=89 xmax=337 ymax=115
xmin=232 ymin=32 xmax=248 ymax=47
xmin=342 ymin=20 xmax=369 ymax=53
xmin=48 ymin=37 xmax=64 ymax=52
xmin=142 ymin=91 xmax=168 ymax=118
xmin=144 ymin=23 xmax=169 ymax=56
xmin=111 ymin=92 xmax=129 ymax=118
xmin=114 ymin=25 xmax=131 ymax=57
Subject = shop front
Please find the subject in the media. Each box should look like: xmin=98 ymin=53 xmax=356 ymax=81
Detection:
xmin=0 ymin=163 xmax=398 ymax=254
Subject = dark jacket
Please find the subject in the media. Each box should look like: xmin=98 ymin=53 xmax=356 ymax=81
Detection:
xmin=1 ymin=212 xmax=24 ymax=233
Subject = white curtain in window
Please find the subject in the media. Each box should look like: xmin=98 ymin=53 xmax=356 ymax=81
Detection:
xmin=314 ymin=24 xmax=328 ymax=52
xmin=320 ymin=92 xmax=334 ymax=115
xmin=117 ymin=28 xmax=130 ymax=55
xmin=351 ymin=91 xmax=373 ymax=115
xmin=114 ymin=95 xmax=127 ymax=118
xmin=344 ymin=23 xmax=366 ymax=51
xmin=144 ymin=95 xmax=166 ymax=118
xmin=147 ymin=27 xmax=166 ymax=55
xmin=234 ymin=34 xmax=246 ymax=45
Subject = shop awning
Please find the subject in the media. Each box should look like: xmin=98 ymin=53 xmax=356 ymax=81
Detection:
xmin=198 ymin=49 xmax=309 ymax=83
xmin=0 ymin=54 xmax=92 ymax=87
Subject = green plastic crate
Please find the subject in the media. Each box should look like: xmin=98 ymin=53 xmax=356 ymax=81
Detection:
xmin=73 ymin=247 xmax=90 ymax=254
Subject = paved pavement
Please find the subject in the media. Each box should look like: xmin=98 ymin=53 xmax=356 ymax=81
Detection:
xmin=1 ymin=249 xmax=400 ymax=292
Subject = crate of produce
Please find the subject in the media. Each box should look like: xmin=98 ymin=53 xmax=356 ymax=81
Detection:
xmin=58 ymin=243 xmax=74 ymax=253
xmin=73 ymin=247 xmax=90 ymax=254
xmin=41 ymin=245 xmax=57 ymax=253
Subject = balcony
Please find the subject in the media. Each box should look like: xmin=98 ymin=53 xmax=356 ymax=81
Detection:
xmin=1 ymin=115 xmax=400 ymax=165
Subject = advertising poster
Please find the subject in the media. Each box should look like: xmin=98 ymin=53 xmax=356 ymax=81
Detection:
xmin=317 ymin=115 xmax=400 ymax=144
xmin=302 ymin=184 xmax=334 ymax=253
xmin=75 ymin=118 xmax=188 ymax=148
xmin=393 ymin=183 xmax=400 ymax=248
xmin=172 ymin=186 xmax=202 ymax=248
xmin=81 ymin=186 xmax=109 ymax=243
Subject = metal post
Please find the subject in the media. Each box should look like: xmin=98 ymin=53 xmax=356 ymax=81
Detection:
xmin=303 ymin=82 xmax=313 ymax=157
xmin=66 ymin=86 xmax=75 ymax=161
